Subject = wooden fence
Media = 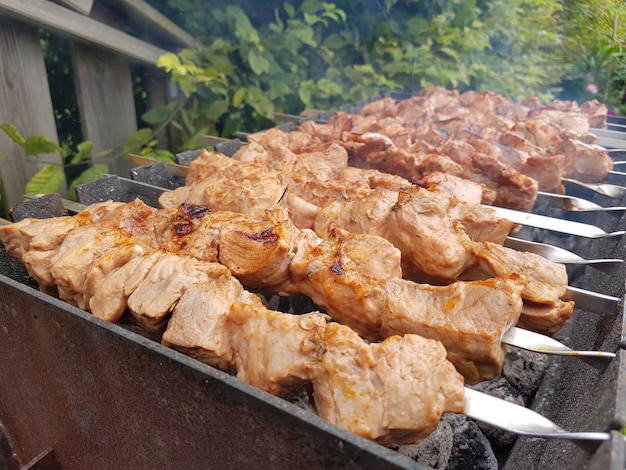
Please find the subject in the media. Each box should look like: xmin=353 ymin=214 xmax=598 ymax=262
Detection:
xmin=0 ymin=0 xmax=195 ymax=213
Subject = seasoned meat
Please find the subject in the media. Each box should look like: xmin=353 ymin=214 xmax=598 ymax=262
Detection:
xmin=311 ymin=322 xmax=466 ymax=445
xmin=90 ymin=251 xmax=163 ymax=323
xmin=127 ymin=254 xmax=229 ymax=334
xmin=382 ymin=276 xmax=525 ymax=384
xmin=226 ymin=303 xmax=328 ymax=397
xmin=290 ymin=227 xmax=402 ymax=339
xmin=289 ymin=226 xmax=526 ymax=382
xmin=161 ymin=151 xmax=295 ymax=226
xmin=161 ymin=269 xmax=264 ymax=371
xmin=49 ymin=225 xmax=138 ymax=309
xmin=557 ymin=138 xmax=614 ymax=183
xmin=382 ymin=188 xmax=475 ymax=283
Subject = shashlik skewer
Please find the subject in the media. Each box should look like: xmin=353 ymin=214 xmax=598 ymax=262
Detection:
xmin=118 ymin=161 xmax=620 ymax=313
xmin=0 ymin=203 xmax=612 ymax=445
xmin=12 ymin=193 xmax=619 ymax=359
xmin=127 ymin=156 xmax=626 ymax=270
xmin=1 ymin=198 xmax=615 ymax=383
xmin=157 ymin=149 xmax=576 ymax=334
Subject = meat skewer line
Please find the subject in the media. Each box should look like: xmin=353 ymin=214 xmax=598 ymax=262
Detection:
xmin=16 ymin=191 xmax=619 ymax=364
xmin=0 ymin=202 xmax=612 ymax=444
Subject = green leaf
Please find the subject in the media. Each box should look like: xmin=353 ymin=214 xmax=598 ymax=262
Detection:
xmin=233 ymin=88 xmax=248 ymax=107
xmin=245 ymin=87 xmax=274 ymax=118
xmin=157 ymin=53 xmax=186 ymax=75
xmin=143 ymin=149 xmax=176 ymax=163
xmin=438 ymin=46 xmax=459 ymax=60
xmin=67 ymin=164 xmax=109 ymax=201
xmin=24 ymin=165 xmax=65 ymax=196
xmin=248 ymin=49 xmax=271 ymax=75
xmin=230 ymin=6 xmax=260 ymax=44
xmin=284 ymin=3 xmax=295 ymax=18
xmin=123 ymin=128 xmax=153 ymax=155
xmin=0 ymin=124 xmax=26 ymax=147
xmin=205 ymin=99 xmax=230 ymax=121
xmin=23 ymin=136 xmax=61 ymax=156
xmin=141 ymin=106 xmax=172 ymax=126
xmin=70 ymin=141 xmax=94 ymax=164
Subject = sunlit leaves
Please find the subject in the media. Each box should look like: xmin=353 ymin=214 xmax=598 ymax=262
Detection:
xmin=24 ymin=165 xmax=65 ymax=197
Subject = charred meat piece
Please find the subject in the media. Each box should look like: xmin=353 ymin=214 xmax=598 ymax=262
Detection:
xmin=289 ymin=226 xmax=525 ymax=383
xmin=290 ymin=227 xmax=402 ymax=339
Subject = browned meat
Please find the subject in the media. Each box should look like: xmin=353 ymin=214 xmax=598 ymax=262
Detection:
xmin=294 ymin=87 xmax=610 ymax=207
xmin=126 ymin=254 xmax=229 ymax=334
xmin=515 ymin=300 xmax=575 ymax=336
xmin=49 ymin=225 xmax=139 ymax=309
xmin=290 ymin=227 xmax=402 ymax=338
xmin=557 ymin=138 xmax=614 ymax=183
xmin=90 ymin=251 xmax=163 ymax=323
xmin=461 ymin=242 xmax=574 ymax=335
xmin=226 ymin=303 xmax=328 ymax=397
xmin=312 ymin=322 xmax=466 ymax=445
xmin=382 ymin=275 xmax=524 ymax=384
xmin=216 ymin=208 xmax=299 ymax=295
xmin=312 ymin=187 xmax=485 ymax=283
xmin=289 ymin=226 xmax=525 ymax=382
xmin=161 ymin=269 xmax=265 ymax=371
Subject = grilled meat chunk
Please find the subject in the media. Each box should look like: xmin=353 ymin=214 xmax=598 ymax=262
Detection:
xmin=289 ymin=226 xmax=525 ymax=383
xmin=312 ymin=322 xmax=466 ymax=445
xmin=290 ymin=227 xmax=403 ymax=338
xmin=382 ymin=276 xmax=524 ymax=383
xmin=226 ymin=303 xmax=328 ymax=397
xmin=90 ymin=251 xmax=162 ymax=323
xmin=161 ymin=268 xmax=264 ymax=371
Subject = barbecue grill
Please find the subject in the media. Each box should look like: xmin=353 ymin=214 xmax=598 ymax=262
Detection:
xmin=0 ymin=97 xmax=625 ymax=470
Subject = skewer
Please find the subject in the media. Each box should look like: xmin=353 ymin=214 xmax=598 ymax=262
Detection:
xmin=503 ymin=237 xmax=623 ymax=273
xmin=502 ymin=326 xmax=615 ymax=365
xmin=109 ymin=172 xmax=624 ymax=305
xmin=561 ymin=178 xmax=626 ymax=199
xmin=464 ymin=388 xmax=611 ymax=441
xmin=5 ymin=195 xmax=621 ymax=443
xmin=488 ymin=205 xmax=625 ymax=239
xmin=14 ymin=191 xmax=622 ymax=352
xmin=536 ymin=191 xmax=626 ymax=213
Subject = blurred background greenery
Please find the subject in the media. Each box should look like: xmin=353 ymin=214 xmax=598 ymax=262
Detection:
xmin=41 ymin=0 xmax=626 ymax=158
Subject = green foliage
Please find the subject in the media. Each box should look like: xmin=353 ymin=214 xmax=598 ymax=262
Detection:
xmin=0 ymin=124 xmax=109 ymax=201
xmin=150 ymin=0 xmax=577 ymax=141
xmin=24 ymin=165 xmax=65 ymax=196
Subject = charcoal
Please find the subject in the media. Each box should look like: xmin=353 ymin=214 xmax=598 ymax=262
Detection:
xmin=397 ymin=420 xmax=454 ymax=469
xmin=443 ymin=414 xmax=498 ymax=470
xmin=473 ymin=377 xmax=524 ymax=447
xmin=503 ymin=347 xmax=549 ymax=403
xmin=76 ymin=176 xmax=130 ymax=205
xmin=176 ymin=149 xmax=203 ymax=166
xmin=0 ymin=246 xmax=37 ymax=288
xmin=214 ymin=139 xmax=243 ymax=157
xmin=130 ymin=162 xmax=181 ymax=190
xmin=9 ymin=193 xmax=66 ymax=222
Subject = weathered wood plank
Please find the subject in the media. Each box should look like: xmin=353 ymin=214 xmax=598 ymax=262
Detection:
xmin=0 ymin=18 xmax=66 ymax=212
xmin=71 ymin=2 xmax=138 ymax=177
xmin=105 ymin=0 xmax=198 ymax=47
xmin=139 ymin=67 xmax=176 ymax=150
xmin=55 ymin=0 xmax=94 ymax=15
xmin=0 ymin=0 xmax=168 ymax=64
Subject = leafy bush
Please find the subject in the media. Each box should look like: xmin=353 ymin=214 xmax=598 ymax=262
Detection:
xmin=144 ymin=0 xmax=572 ymax=144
